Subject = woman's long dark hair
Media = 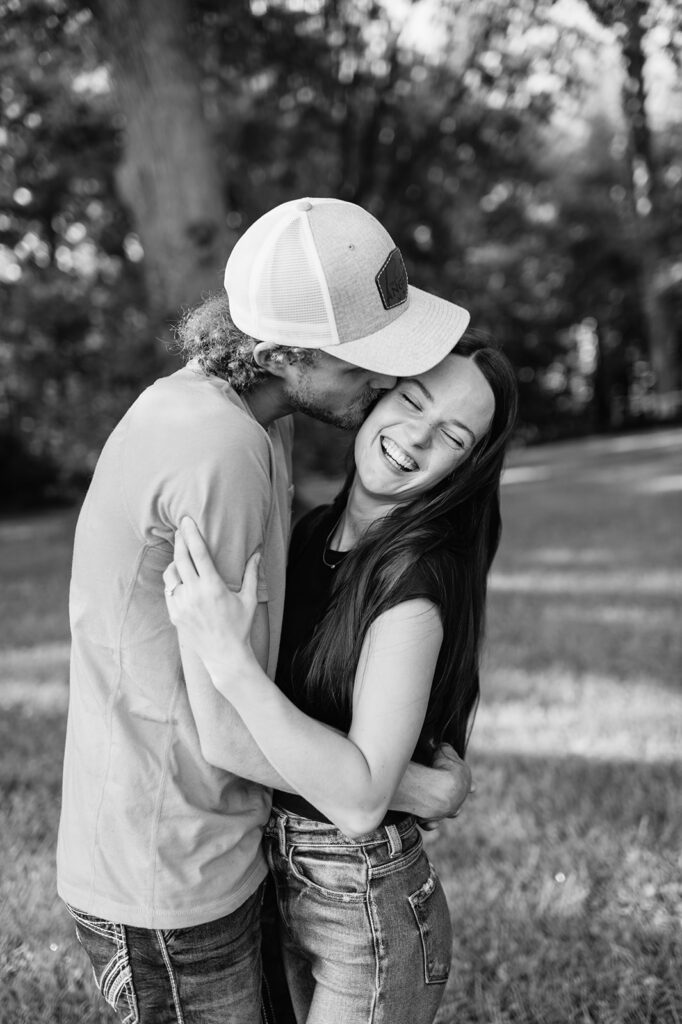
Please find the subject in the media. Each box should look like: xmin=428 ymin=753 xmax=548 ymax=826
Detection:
xmin=296 ymin=336 xmax=519 ymax=758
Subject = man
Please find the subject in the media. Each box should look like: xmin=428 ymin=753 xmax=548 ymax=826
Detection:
xmin=57 ymin=197 xmax=472 ymax=1022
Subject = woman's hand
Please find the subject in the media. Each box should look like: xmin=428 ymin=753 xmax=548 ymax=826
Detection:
xmin=163 ymin=517 xmax=261 ymax=680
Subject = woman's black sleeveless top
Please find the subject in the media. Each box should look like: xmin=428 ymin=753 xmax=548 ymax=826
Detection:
xmin=273 ymin=505 xmax=441 ymax=819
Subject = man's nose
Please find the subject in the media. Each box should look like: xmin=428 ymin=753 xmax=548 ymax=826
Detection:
xmin=369 ymin=373 xmax=397 ymax=391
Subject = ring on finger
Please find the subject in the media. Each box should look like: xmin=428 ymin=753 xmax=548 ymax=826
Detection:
xmin=164 ymin=580 xmax=181 ymax=598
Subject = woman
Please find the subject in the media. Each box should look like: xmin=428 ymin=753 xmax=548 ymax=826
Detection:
xmin=165 ymin=337 xmax=518 ymax=1023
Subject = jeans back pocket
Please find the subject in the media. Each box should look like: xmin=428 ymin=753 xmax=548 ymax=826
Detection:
xmin=408 ymin=865 xmax=452 ymax=985
xmin=65 ymin=904 xmax=139 ymax=1023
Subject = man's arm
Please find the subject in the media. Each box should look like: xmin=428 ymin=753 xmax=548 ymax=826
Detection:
xmin=153 ymin=405 xmax=284 ymax=777
xmin=182 ymin=609 xmax=472 ymax=821
xmin=181 ymin=605 xmax=472 ymax=821
xmin=390 ymin=743 xmax=473 ymax=822
xmin=159 ymin=410 xmax=472 ymax=819
xmin=182 ymin=647 xmax=294 ymax=787
xmin=179 ymin=603 xmax=298 ymax=788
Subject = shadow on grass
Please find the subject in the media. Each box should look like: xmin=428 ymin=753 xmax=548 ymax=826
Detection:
xmin=1 ymin=431 xmax=680 ymax=1021
xmin=429 ymin=751 xmax=682 ymax=1024
xmin=0 ymin=702 xmax=116 ymax=1024
xmin=2 ymin=686 xmax=681 ymax=1024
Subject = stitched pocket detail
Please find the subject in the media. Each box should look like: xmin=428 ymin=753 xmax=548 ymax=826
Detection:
xmin=65 ymin=906 xmax=139 ymax=1023
xmin=287 ymin=847 xmax=367 ymax=902
xmin=66 ymin=904 xmax=117 ymax=941
xmin=99 ymin=944 xmax=136 ymax=1017
xmin=408 ymin=865 xmax=452 ymax=985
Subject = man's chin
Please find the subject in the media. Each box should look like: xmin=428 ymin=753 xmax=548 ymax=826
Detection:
xmin=312 ymin=408 xmax=365 ymax=430
xmin=292 ymin=393 xmax=381 ymax=431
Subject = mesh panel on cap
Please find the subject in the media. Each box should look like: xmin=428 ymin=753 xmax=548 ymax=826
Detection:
xmin=255 ymin=217 xmax=337 ymax=344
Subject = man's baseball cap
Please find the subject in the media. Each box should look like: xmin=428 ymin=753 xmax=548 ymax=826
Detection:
xmin=224 ymin=197 xmax=470 ymax=377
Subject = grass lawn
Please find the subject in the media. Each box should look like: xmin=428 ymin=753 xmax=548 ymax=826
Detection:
xmin=1 ymin=428 xmax=680 ymax=1023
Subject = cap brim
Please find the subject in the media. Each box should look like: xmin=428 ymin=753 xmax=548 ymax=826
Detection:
xmin=319 ymin=286 xmax=470 ymax=376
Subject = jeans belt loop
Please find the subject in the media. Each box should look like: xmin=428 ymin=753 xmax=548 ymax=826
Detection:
xmin=277 ymin=813 xmax=288 ymax=857
xmin=385 ymin=823 xmax=402 ymax=858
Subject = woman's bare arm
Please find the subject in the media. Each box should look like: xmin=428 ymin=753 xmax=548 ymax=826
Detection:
xmin=166 ymin=518 xmax=471 ymax=830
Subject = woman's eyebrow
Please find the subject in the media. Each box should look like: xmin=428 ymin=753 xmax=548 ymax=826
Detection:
xmin=403 ymin=378 xmax=433 ymax=401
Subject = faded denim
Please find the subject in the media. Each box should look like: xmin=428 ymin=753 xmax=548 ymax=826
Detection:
xmin=65 ymin=884 xmax=263 ymax=1024
xmin=264 ymin=808 xmax=452 ymax=1024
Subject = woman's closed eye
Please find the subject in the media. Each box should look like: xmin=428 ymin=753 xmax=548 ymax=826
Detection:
xmin=442 ymin=430 xmax=465 ymax=450
xmin=400 ymin=392 xmax=421 ymax=410
xmin=399 ymin=392 xmax=466 ymax=449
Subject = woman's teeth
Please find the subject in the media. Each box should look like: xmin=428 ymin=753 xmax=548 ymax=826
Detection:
xmin=380 ymin=436 xmax=418 ymax=472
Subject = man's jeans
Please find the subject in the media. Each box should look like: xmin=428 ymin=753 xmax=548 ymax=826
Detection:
xmin=264 ymin=810 xmax=452 ymax=1024
xmin=66 ymin=885 xmax=264 ymax=1024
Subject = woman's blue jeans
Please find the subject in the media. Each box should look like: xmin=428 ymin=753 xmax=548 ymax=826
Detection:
xmin=65 ymin=885 xmax=265 ymax=1023
xmin=264 ymin=808 xmax=452 ymax=1024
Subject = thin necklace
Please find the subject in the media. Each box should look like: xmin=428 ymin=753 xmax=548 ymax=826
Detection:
xmin=321 ymin=514 xmax=346 ymax=570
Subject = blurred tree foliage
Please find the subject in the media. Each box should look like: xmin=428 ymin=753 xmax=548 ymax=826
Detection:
xmin=0 ymin=0 xmax=680 ymax=508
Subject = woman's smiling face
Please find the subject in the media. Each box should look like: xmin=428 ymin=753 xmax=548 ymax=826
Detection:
xmin=353 ymin=354 xmax=496 ymax=502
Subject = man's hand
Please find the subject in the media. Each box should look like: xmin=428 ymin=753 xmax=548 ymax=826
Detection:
xmin=419 ymin=743 xmax=473 ymax=832
xmin=389 ymin=742 xmax=474 ymax=825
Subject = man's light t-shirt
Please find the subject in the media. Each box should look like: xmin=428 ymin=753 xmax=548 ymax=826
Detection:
xmin=57 ymin=366 xmax=293 ymax=929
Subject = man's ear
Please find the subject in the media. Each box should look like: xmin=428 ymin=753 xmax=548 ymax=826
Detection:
xmin=253 ymin=341 xmax=288 ymax=377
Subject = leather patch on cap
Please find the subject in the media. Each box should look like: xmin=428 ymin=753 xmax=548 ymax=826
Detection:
xmin=376 ymin=248 xmax=408 ymax=310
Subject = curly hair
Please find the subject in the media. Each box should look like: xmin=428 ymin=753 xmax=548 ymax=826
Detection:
xmin=174 ymin=292 xmax=319 ymax=394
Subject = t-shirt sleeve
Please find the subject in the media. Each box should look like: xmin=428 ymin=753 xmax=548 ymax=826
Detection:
xmin=122 ymin=390 xmax=273 ymax=602
xmin=388 ymin=555 xmax=443 ymax=615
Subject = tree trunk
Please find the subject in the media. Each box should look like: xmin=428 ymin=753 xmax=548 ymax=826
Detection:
xmin=91 ymin=0 xmax=231 ymax=324
xmin=620 ymin=0 xmax=680 ymax=397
